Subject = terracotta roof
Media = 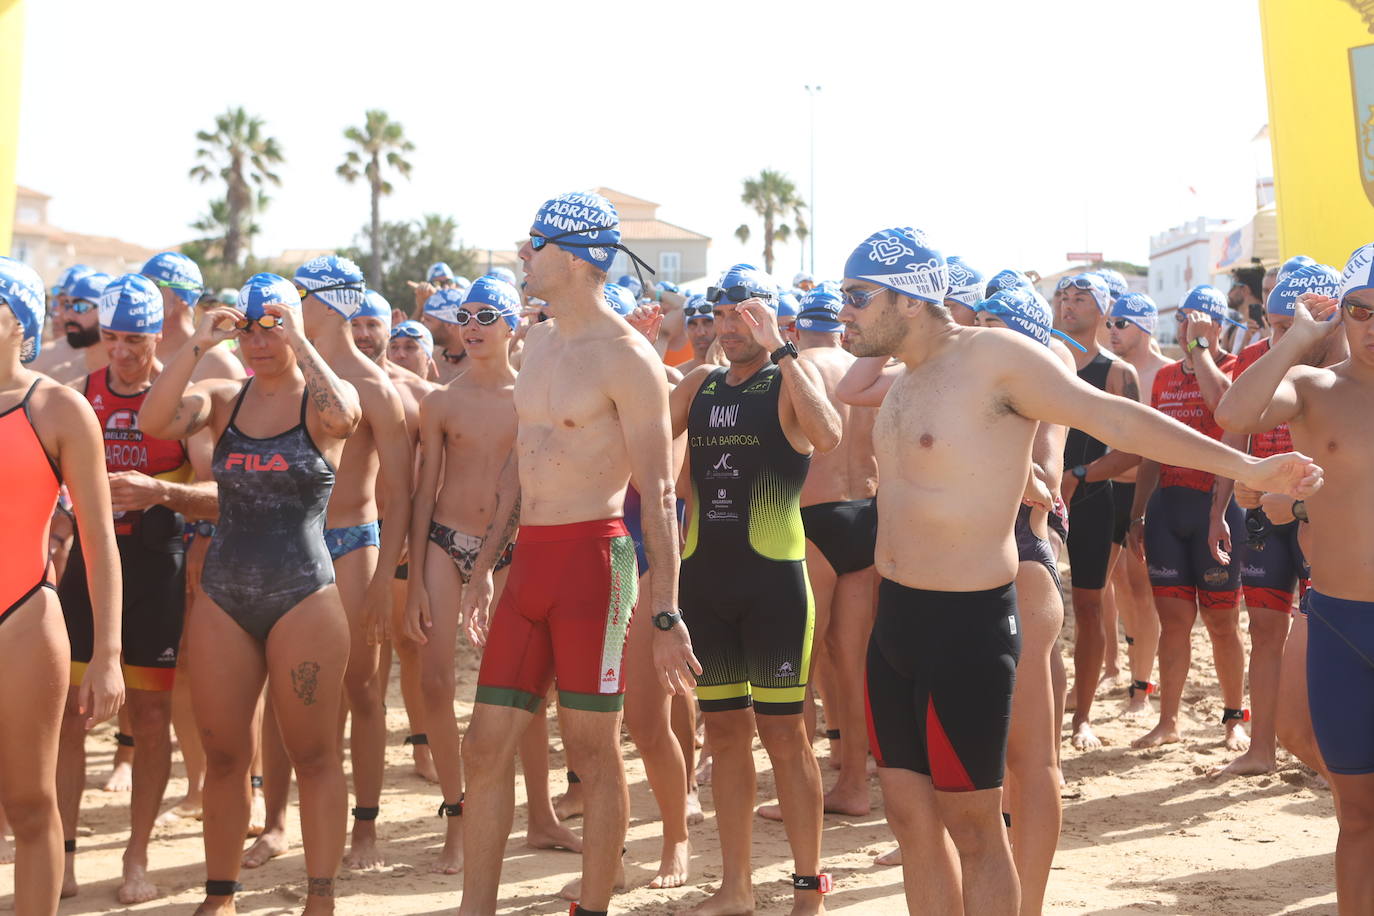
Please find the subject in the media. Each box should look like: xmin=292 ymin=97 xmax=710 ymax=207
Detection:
xmin=59 ymin=231 xmax=156 ymax=260
xmin=596 ymin=187 xmax=659 ymax=209
xmin=15 ymin=185 xmax=51 ymax=200
xmin=619 ymin=219 xmax=710 ymax=242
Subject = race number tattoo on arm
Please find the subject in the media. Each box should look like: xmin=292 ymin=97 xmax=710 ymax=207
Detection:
xmin=290 ymin=661 xmax=321 ymax=706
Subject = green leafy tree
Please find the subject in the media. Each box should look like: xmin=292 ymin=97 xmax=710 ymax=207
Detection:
xmin=187 ymin=191 xmax=269 ymax=263
xmin=189 ymin=108 xmax=284 ymax=267
xmin=341 ymin=213 xmax=478 ymax=317
xmin=337 ymin=109 xmax=415 ymax=286
xmin=734 ymin=169 xmax=808 ymax=275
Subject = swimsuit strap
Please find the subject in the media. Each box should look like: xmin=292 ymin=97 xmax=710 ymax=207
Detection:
xmin=226 ymin=378 xmax=253 ymax=429
xmin=19 ymin=377 xmax=42 ymax=408
xmin=299 ymin=387 xmax=309 ymax=426
xmin=18 ymin=377 xmax=63 ymax=484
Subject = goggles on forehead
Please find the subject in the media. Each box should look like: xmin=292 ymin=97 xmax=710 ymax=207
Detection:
xmin=294 ymin=281 xmax=364 ymax=300
xmin=1057 ymin=276 xmax=1099 ymax=292
xmin=529 ymin=228 xmax=657 ymax=300
xmin=706 ymin=285 xmax=773 ymax=305
xmin=153 ymin=278 xmax=203 ymax=292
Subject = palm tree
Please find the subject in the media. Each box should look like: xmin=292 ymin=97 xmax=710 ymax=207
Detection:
xmin=337 ymin=110 xmax=415 ymax=285
xmin=189 ymin=108 xmax=284 ymax=267
xmin=190 ymin=191 xmax=268 ymax=261
xmin=733 ymin=169 xmax=808 ymax=275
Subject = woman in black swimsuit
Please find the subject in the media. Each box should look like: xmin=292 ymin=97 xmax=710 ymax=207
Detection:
xmin=141 ymin=273 xmax=361 ymax=914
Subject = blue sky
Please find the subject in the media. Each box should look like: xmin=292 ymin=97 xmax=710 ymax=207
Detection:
xmin=17 ymin=0 xmax=1271 ymax=283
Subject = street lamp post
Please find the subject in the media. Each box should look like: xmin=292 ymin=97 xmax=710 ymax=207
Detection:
xmin=805 ymin=84 xmax=821 ymax=276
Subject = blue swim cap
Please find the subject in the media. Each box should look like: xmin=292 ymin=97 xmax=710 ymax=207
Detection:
xmin=390 ymin=320 xmax=434 ymax=356
xmin=1340 ymin=242 xmax=1374 ymax=304
xmin=68 ymin=272 xmax=112 ymax=306
xmin=944 ymin=256 xmax=985 ymax=309
xmin=141 ymin=252 xmax=204 ymax=308
xmin=55 ymin=264 xmax=94 ymax=298
xmin=294 ymin=255 xmax=366 ymax=319
xmin=684 ymin=293 xmax=713 ymax=321
xmin=423 ymin=288 xmax=465 ymax=324
xmin=530 ymin=191 xmax=621 ymax=268
xmin=616 ymin=274 xmax=644 ymax=300
xmin=237 ymin=273 xmax=301 ymax=320
xmin=1269 ymin=263 xmax=1341 ymax=316
xmin=1095 ymin=268 xmax=1129 ymax=301
xmin=1278 ymin=255 xmax=1317 ymax=281
xmin=1180 ymin=284 xmax=1244 ymax=326
xmin=603 ymin=282 xmax=637 ymax=317
xmin=1057 ymin=272 xmax=1110 ymax=313
xmin=979 ymin=288 xmax=1086 ymax=353
xmin=427 ymin=262 xmax=455 ymax=282
xmin=986 ymin=268 xmax=1033 ymax=298
xmin=99 ymin=274 xmax=163 ymax=334
xmin=452 ymin=275 xmax=472 ymax=291
xmin=844 ymin=228 xmax=948 ymax=304
xmin=484 ymin=266 xmax=518 ymax=287
xmin=709 ymin=263 xmax=779 ymax=308
xmin=795 ymin=287 xmax=843 ymax=333
xmin=355 ymin=290 xmax=393 ymax=328
xmin=0 ymin=256 xmax=47 ymax=363
xmin=463 ymin=276 xmax=521 ymax=329
xmin=777 ymin=291 xmax=801 ymax=320
xmin=1110 ymin=293 xmax=1158 ymax=335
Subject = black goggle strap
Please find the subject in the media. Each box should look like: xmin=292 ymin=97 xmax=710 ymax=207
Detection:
xmin=545 ymin=235 xmax=657 ymax=295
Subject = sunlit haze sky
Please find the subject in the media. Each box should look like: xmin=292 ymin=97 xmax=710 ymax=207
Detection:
xmin=17 ymin=0 xmax=1271 ymax=284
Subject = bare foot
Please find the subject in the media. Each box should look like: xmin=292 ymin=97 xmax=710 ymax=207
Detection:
xmin=192 ymin=897 xmax=236 ymax=915
xmin=1131 ymin=722 xmax=1181 ymax=749
xmin=1097 ymin=667 xmax=1127 ymax=693
xmin=559 ymin=859 xmax=627 ymax=901
xmin=1208 ymin=746 xmax=1276 ymax=779
xmin=873 ymin=846 xmax=901 ymax=867
xmin=0 ymin=834 xmax=13 ymax=865
xmin=1070 ymin=720 xmax=1102 ymax=750
xmin=649 ymin=837 xmax=690 ymax=889
xmin=695 ymin=754 xmax=713 ymax=786
xmin=412 ymin=745 xmax=439 ymax=784
xmin=678 ymin=884 xmax=756 ymax=914
xmin=788 ymin=890 xmax=826 ymax=915
xmin=1225 ymin=721 xmax=1251 ymax=752
xmin=156 ymin=799 xmax=204 ymax=827
xmin=117 ymin=859 xmax=161 ymax=904
xmin=61 ymin=853 xmax=79 ymax=898
xmin=242 ymin=827 xmax=287 ymax=868
xmin=247 ymin=792 xmax=266 ymax=838
xmin=343 ymin=820 xmax=385 ymax=870
xmin=826 ymin=735 xmax=841 ymax=770
xmin=756 ymin=803 xmax=782 ymax=822
xmin=1121 ymin=691 xmax=1153 ymax=720
xmin=686 ymin=788 xmax=705 ymax=826
xmin=554 ymin=783 xmax=584 ymax=820
xmin=526 ymin=819 xmax=582 ymax=852
xmin=103 ymin=760 xmax=133 ymax=792
xmin=822 ymin=784 xmax=871 ymax=817
xmin=431 ymin=816 xmax=463 ymax=875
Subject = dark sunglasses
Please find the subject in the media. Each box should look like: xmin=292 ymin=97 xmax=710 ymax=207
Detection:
xmin=1105 ymin=319 xmax=1132 ymax=330
xmin=452 ymin=307 xmax=505 ymax=326
xmin=68 ymin=299 xmax=97 ymax=314
xmin=706 ymin=285 xmax=772 ymax=305
xmin=234 ymin=315 xmax=283 ymax=332
xmin=1346 ymin=302 xmax=1374 ymax=322
xmin=684 ymin=303 xmax=714 ymax=319
xmin=294 ymin=281 xmax=364 ymax=300
xmin=840 ymin=287 xmax=886 ymax=309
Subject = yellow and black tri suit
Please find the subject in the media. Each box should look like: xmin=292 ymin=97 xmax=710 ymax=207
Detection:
xmin=681 ymin=364 xmax=813 ymax=715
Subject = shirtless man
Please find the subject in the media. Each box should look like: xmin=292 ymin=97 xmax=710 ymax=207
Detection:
xmin=30 ymin=264 xmax=94 ymax=380
xmin=1054 ymin=272 xmax=1142 ymax=751
xmin=835 ymin=226 xmax=1321 ymax=915
xmin=38 ymin=271 xmax=111 ymax=386
xmin=388 ymin=320 xmax=438 ymax=381
xmin=55 ymin=274 xmax=219 ymax=904
xmin=457 ymin=191 xmax=698 ymax=916
xmin=676 ymin=294 xmax=718 ymax=374
xmin=943 ymin=256 xmax=984 ymax=327
xmin=1215 ymin=243 xmax=1374 ymax=912
xmin=1103 ymin=294 xmax=1171 ymax=717
xmin=247 ymin=256 xmax=411 ymax=871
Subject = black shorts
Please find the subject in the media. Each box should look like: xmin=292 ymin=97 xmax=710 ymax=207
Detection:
xmin=1067 ymin=481 xmax=1114 ymax=590
xmin=681 ymin=555 xmax=813 ymax=715
xmin=1144 ymin=486 xmax=1242 ymax=608
xmin=1111 ymin=481 xmax=1136 ymax=546
xmin=1015 ymin=505 xmax=1060 ymax=588
xmin=865 ymin=579 xmax=1020 ymax=791
xmin=60 ymin=508 xmax=186 ymax=692
xmin=1237 ymin=510 xmax=1306 ymax=613
xmin=801 ymin=498 xmax=877 ymax=575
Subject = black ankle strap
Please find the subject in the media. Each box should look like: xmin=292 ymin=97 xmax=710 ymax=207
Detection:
xmin=205 ymin=880 xmax=243 ymax=896
xmin=404 ymin=733 xmax=429 ymax=745
xmin=352 ymin=806 xmax=379 ymax=821
xmin=251 ymin=775 xmax=264 ymax=789
xmin=566 ymin=769 xmax=581 ymax=784
xmin=1222 ymin=707 xmax=1251 ymax=724
xmin=824 ymin=728 xmax=841 ymax=739
xmin=792 ymin=873 xmax=832 ymax=892
xmin=114 ymin=731 xmax=135 ymax=747
xmin=1129 ymin=680 xmax=1156 ymax=697
xmin=64 ymin=839 xmax=76 ymax=853
xmin=438 ymin=795 xmax=463 ymax=817
xmin=1125 ymin=634 xmax=1136 ymax=645
xmin=570 ymin=905 xmax=608 ymax=916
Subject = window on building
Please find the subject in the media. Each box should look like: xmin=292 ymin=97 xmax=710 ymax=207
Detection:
xmin=12 ymin=240 xmax=29 ymax=263
xmin=659 ymin=251 xmax=681 ymax=284
xmin=608 ymin=251 xmax=630 ymax=280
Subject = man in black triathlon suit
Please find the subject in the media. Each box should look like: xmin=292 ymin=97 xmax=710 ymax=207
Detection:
xmin=669 ymin=264 xmax=841 ymax=916
xmin=1053 ymin=272 xmax=1141 ymax=750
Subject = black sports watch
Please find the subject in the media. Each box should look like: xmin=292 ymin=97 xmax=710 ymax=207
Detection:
xmin=653 ymin=610 xmax=683 ymax=631
xmin=770 ymin=341 xmax=799 ymax=364
xmin=1071 ymin=465 xmax=1088 ymax=481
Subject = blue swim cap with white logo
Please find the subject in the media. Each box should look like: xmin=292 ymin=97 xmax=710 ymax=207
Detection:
xmin=424 ymin=288 xmax=465 ymax=324
xmin=464 ymin=276 xmax=521 ymax=329
xmin=427 ymin=262 xmax=455 ymax=283
xmin=944 ymin=256 xmax=985 ymax=309
xmin=238 ymin=273 xmax=301 ymax=320
xmin=1340 ymin=242 xmax=1374 ymax=304
xmin=1181 ymin=284 xmax=1243 ymax=326
xmin=1110 ymin=293 xmax=1158 ymax=335
xmin=844 ymin=227 xmax=948 ymax=304
xmin=530 ymin=191 xmax=621 ymax=268
xmin=1095 ymin=268 xmax=1129 ymax=302
xmin=616 ymin=274 xmax=644 ymax=300
xmin=979 ymin=288 xmax=1086 ymax=353
xmin=56 ymin=264 xmax=94 ymax=298
xmin=796 ymin=286 xmax=843 ymax=333
xmin=390 ymin=320 xmax=434 ymax=356
xmin=68 ymin=272 xmax=112 ymax=306
xmin=294 ymin=255 xmax=366 ymax=319
xmin=485 ymin=267 xmax=517 ymax=287
xmin=986 ymin=268 xmax=1033 ymax=298
xmin=1269 ymin=264 xmax=1341 ymax=316
xmin=1058 ymin=272 xmax=1110 ymax=313
xmin=99 ymin=273 xmax=163 ymax=333
xmin=777 ymin=291 xmax=801 ymax=320
xmin=0 ymin=256 xmax=48 ymax=363
xmin=141 ymin=252 xmax=204 ymax=308
xmin=684 ymin=293 xmax=713 ymax=321
xmin=1278 ymin=255 xmax=1317 ymax=281
xmin=355 ymin=290 xmax=393 ymax=330
xmin=604 ymin=282 xmax=637 ymax=317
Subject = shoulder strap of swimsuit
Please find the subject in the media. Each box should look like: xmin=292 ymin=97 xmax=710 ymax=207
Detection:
xmin=20 ymin=377 xmax=42 ymax=408
xmin=227 ymin=378 xmax=253 ymax=428
xmin=19 ymin=378 xmax=64 ymax=485
xmin=298 ymin=386 xmax=309 ymax=426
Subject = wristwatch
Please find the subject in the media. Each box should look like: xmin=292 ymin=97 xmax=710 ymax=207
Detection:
xmin=770 ymin=341 xmax=799 ymax=364
xmin=1071 ymin=465 xmax=1088 ymax=481
xmin=1292 ymin=500 xmax=1309 ymax=523
xmin=653 ymin=610 xmax=683 ymax=631
xmin=1188 ymin=336 xmax=1211 ymax=352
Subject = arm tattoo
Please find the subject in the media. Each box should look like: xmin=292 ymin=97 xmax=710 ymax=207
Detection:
xmin=1122 ymin=377 xmax=1140 ymax=403
xmin=307 ymin=878 xmax=334 ymax=898
xmin=290 ymin=661 xmax=321 ymax=705
xmin=192 ymin=344 xmax=201 ymax=359
xmin=296 ymin=347 xmax=347 ymax=422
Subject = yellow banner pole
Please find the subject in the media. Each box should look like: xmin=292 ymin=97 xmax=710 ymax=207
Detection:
xmin=1259 ymin=0 xmax=1374 ymax=266
xmin=0 ymin=0 xmax=24 ymax=257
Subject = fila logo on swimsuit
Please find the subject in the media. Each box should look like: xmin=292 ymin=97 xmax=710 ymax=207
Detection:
xmin=224 ymin=452 xmax=290 ymax=472
xmin=709 ymin=404 xmax=739 ymax=428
